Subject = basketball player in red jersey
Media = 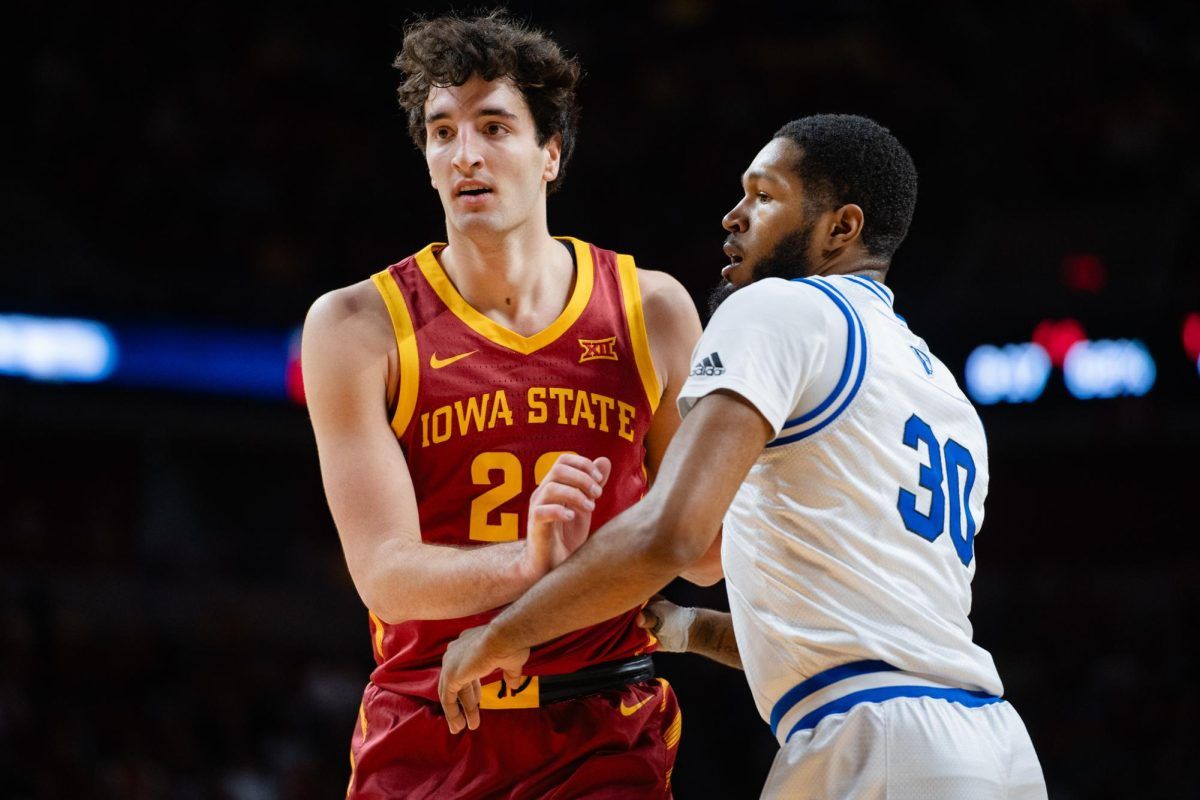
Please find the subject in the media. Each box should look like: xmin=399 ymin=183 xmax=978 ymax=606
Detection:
xmin=301 ymin=12 xmax=712 ymax=798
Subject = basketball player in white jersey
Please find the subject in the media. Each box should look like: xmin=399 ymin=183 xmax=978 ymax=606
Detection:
xmin=438 ymin=114 xmax=1047 ymax=799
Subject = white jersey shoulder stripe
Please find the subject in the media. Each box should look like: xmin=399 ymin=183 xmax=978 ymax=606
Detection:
xmin=769 ymin=278 xmax=868 ymax=448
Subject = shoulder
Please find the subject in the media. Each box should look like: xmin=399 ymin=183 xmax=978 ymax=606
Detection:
xmin=708 ymin=277 xmax=843 ymax=331
xmin=634 ymin=267 xmax=702 ymax=348
xmin=303 ymin=279 xmax=393 ymax=367
xmin=636 ymin=268 xmax=696 ymax=319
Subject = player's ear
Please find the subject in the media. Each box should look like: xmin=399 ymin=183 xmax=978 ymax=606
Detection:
xmin=828 ymin=204 xmax=865 ymax=253
xmin=542 ymin=133 xmax=563 ymax=182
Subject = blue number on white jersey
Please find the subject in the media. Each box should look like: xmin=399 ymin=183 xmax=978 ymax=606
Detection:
xmin=897 ymin=413 xmax=977 ymax=567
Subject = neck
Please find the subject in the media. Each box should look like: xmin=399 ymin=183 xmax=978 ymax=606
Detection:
xmin=437 ymin=215 xmax=575 ymax=331
xmin=811 ymin=250 xmax=890 ymax=284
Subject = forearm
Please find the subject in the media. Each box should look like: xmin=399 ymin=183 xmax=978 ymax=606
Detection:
xmin=483 ymin=396 xmax=767 ymax=653
xmin=358 ymin=538 xmax=535 ymax=623
xmin=488 ymin=505 xmax=690 ymax=651
xmin=686 ymin=609 xmax=742 ymax=670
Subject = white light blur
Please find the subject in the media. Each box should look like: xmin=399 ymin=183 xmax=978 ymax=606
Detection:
xmin=964 ymin=343 xmax=1052 ymax=405
xmin=0 ymin=314 xmax=118 ymax=382
xmin=1063 ymin=339 xmax=1156 ymax=399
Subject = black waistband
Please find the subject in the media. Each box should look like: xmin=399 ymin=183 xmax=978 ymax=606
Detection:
xmin=537 ymin=655 xmax=655 ymax=704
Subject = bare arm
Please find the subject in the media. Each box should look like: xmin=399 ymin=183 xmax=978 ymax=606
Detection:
xmin=487 ymin=390 xmax=768 ymax=641
xmin=637 ymin=269 xmax=723 ymax=586
xmin=688 ymin=609 xmax=742 ymax=669
xmin=303 ymin=284 xmax=603 ymax=624
xmin=438 ymin=390 xmax=771 ymax=731
xmin=639 ymin=598 xmax=742 ymax=670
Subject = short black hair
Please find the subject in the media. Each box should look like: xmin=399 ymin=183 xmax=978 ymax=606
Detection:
xmin=395 ymin=11 xmax=581 ymax=193
xmin=773 ymin=114 xmax=917 ymax=260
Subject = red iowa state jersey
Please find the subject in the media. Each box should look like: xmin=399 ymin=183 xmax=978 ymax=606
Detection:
xmin=366 ymin=236 xmax=663 ymax=700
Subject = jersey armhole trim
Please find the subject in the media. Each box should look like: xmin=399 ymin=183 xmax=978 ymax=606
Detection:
xmin=616 ymin=254 xmax=663 ymax=413
xmin=766 ymin=278 xmax=867 ymax=448
xmin=370 ymin=270 xmax=420 ymax=438
xmin=367 ymin=609 xmax=387 ymax=661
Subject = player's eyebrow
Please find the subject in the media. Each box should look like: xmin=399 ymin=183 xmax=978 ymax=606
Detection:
xmin=742 ymin=169 xmax=780 ymax=185
xmin=425 ymin=108 xmax=519 ymax=125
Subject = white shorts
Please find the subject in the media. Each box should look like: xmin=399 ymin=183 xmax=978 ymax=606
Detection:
xmin=760 ymin=696 xmax=1047 ymax=800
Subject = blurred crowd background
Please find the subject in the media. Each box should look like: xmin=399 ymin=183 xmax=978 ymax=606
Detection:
xmin=4 ymin=1 xmax=1199 ymax=797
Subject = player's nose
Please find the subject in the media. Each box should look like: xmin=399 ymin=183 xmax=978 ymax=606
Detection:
xmin=451 ymin=129 xmax=483 ymax=173
xmin=722 ymin=201 xmax=748 ymax=233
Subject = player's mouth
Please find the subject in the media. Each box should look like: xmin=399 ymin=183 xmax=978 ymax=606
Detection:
xmin=454 ymin=181 xmax=494 ymax=206
xmin=721 ymin=241 xmax=746 ymax=278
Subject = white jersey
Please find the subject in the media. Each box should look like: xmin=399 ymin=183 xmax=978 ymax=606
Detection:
xmin=678 ymin=274 xmax=1003 ymax=743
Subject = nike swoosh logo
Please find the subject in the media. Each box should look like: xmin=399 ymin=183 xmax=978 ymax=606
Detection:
xmin=619 ymin=695 xmax=654 ymax=716
xmin=429 ymin=350 xmax=478 ymax=369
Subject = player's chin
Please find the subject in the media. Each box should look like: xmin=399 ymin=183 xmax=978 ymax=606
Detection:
xmin=450 ymin=211 xmax=504 ymax=234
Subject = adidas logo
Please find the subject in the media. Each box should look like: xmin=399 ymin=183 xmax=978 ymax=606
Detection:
xmin=691 ymin=352 xmax=726 ymax=376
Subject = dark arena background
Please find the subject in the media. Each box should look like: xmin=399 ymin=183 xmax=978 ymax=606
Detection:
xmin=4 ymin=2 xmax=1199 ymax=797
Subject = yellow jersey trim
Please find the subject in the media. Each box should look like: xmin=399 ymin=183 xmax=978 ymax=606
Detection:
xmin=412 ymin=237 xmax=595 ymax=355
xmin=616 ymin=254 xmax=662 ymax=413
xmin=370 ymin=270 xmax=420 ymax=438
xmin=664 ymin=707 xmax=683 ymax=749
xmin=479 ymin=677 xmax=541 ymax=709
xmin=368 ymin=610 xmax=387 ymax=661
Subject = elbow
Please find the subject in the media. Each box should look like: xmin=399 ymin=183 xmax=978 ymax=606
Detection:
xmin=351 ymin=545 xmax=416 ymax=625
xmin=367 ymin=598 xmax=409 ymax=627
xmin=357 ymin=576 xmax=410 ymax=626
xmin=637 ymin=506 xmax=712 ymax=574
xmin=681 ymin=559 xmax=724 ymax=587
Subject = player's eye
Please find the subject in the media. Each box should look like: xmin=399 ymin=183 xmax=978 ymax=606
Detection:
xmin=483 ymin=122 xmax=508 ymax=136
xmin=756 ymin=192 xmax=771 ymax=202
xmin=432 ymin=126 xmax=453 ymax=140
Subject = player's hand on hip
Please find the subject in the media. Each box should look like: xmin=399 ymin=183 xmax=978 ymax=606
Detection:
xmin=439 ymin=624 xmax=530 ymax=734
xmin=637 ymin=595 xmax=697 ymax=653
xmin=523 ymin=454 xmax=612 ymax=579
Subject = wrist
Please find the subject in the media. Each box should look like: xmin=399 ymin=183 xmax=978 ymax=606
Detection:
xmin=516 ymin=539 xmax=547 ymax=586
xmin=483 ymin=614 xmax=519 ymax=659
xmin=656 ymin=604 xmax=697 ymax=653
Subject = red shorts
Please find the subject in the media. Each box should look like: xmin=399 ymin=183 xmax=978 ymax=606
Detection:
xmin=347 ymin=677 xmax=681 ymax=799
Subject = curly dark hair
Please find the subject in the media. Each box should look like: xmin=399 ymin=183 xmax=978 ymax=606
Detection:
xmin=394 ymin=11 xmax=581 ymax=193
xmin=773 ymin=114 xmax=918 ymax=260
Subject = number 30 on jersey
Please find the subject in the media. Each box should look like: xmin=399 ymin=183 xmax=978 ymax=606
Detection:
xmin=896 ymin=414 xmax=977 ymax=567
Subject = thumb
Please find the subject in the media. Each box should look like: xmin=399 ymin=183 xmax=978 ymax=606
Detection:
xmin=503 ymin=668 xmax=524 ymax=692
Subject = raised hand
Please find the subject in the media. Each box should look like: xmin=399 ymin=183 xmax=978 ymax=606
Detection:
xmin=523 ymin=454 xmax=612 ymax=580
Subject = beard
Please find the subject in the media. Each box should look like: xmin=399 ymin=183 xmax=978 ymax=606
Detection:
xmin=707 ymin=223 xmax=817 ymax=315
